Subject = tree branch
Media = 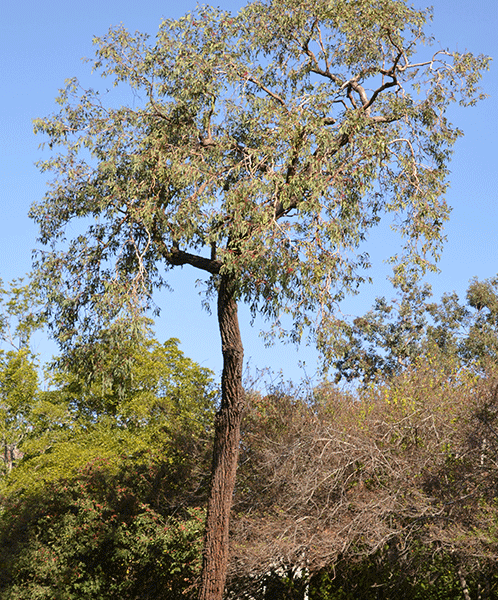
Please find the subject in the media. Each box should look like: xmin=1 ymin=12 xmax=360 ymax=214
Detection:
xmin=165 ymin=246 xmax=222 ymax=274
xmin=245 ymin=74 xmax=287 ymax=108
xmin=273 ymin=131 xmax=349 ymax=220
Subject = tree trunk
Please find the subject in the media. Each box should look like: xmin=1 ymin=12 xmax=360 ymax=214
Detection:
xmin=457 ymin=567 xmax=471 ymax=600
xmin=198 ymin=275 xmax=245 ymax=600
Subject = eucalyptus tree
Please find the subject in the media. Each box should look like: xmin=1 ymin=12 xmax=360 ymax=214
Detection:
xmin=31 ymin=0 xmax=489 ymax=597
xmin=329 ymin=275 xmax=498 ymax=384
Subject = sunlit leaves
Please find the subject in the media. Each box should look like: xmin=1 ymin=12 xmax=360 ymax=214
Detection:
xmin=2 ymin=337 xmax=216 ymax=495
xmin=31 ymin=0 xmax=490 ymax=365
xmin=0 ymin=460 xmax=206 ymax=600
xmin=330 ymin=275 xmax=498 ymax=383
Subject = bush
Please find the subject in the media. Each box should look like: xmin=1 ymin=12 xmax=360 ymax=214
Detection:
xmin=228 ymin=359 xmax=498 ymax=597
xmin=310 ymin=548 xmax=498 ymax=600
xmin=0 ymin=457 xmax=205 ymax=600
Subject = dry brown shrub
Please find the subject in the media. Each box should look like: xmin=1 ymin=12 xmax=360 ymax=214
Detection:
xmin=228 ymin=357 xmax=498 ymax=586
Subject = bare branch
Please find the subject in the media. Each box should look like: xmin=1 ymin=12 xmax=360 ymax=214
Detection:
xmin=165 ymin=246 xmax=222 ymax=274
xmin=245 ymin=73 xmax=287 ymax=108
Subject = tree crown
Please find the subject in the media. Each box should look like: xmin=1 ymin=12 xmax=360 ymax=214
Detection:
xmin=31 ymin=0 xmax=490 ymax=359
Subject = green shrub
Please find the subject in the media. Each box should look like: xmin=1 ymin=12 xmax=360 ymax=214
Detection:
xmin=0 ymin=457 xmax=205 ymax=600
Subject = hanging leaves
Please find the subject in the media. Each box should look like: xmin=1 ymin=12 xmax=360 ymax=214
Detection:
xmin=31 ymin=0 xmax=490 ymax=363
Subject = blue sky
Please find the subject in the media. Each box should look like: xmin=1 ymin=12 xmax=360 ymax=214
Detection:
xmin=1 ymin=0 xmax=496 ymax=385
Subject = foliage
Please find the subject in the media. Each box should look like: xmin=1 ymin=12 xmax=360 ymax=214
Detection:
xmin=2 ymin=337 xmax=216 ymax=496
xmin=0 ymin=457 xmax=205 ymax=600
xmin=0 ymin=348 xmax=39 ymax=476
xmin=331 ymin=274 xmax=498 ymax=383
xmin=3 ymin=355 xmax=497 ymax=600
xmin=229 ymin=358 xmax=498 ymax=595
xmin=0 ymin=334 xmax=215 ymax=599
xmin=0 ymin=277 xmax=44 ymax=352
xmin=0 ymin=278 xmax=44 ymax=475
xmin=29 ymin=0 xmax=490 ymax=364
xmin=460 ymin=275 xmax=498 ymax=364
xmin=310 ymin=548 xmax=498 ymax=600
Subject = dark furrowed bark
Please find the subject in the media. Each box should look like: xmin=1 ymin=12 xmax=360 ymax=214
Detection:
xmin=198 ymin=274 xmax=245 ymax=600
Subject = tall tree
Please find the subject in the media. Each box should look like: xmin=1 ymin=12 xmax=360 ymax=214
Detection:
xmin=330 ymin=274 xmax=498 ymax=383
xmin=30 ymin=0 xmax=489 ymax=597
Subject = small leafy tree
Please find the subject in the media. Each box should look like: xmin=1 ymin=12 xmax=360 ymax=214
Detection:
xmin=0 ymin=279 xmax=43 ymax=476
xmin=0 ymin=348 xmax=39 ymax=476
xmin=3 ymin=336 xmax=216 ymax=497
xmin=30 ymin=0 xmax=489 ymax=597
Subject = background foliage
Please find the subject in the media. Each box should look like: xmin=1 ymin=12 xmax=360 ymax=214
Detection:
xmin=0 ymin=458 xmax=205 ymax=600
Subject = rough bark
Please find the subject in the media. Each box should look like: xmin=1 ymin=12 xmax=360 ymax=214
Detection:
xmin=198 ymin=274 xmax=245 ymax=600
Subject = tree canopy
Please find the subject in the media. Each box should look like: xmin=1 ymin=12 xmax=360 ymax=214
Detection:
xmin=1 ymin=335 xmax=216 ymax=497
xmin=331 ymin=275 xmax=498 ymax=383
xmin=31 ymin=0 xmax=489 ymax=357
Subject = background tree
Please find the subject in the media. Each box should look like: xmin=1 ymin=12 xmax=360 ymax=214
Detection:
xmin=331 ymin=274 xmax=498 ymax=383
xmin=30 ymin=0 xmax=489 ymax=597
xmin=0 ymin=348 xmax=38 ymax=476
xmin=0 ymin=335 xmax=216 ymax=599
xmin=2 ymin=335 xmax=216 ymax=497
xmin=0 ymin=279 xmax=43 ymax=476
xmin=460 ymin=275 xmax=498 ymax=365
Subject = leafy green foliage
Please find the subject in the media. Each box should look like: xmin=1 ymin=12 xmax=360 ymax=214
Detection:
xmin=0 ymin=278 xmax=44 ymax=352
xmin=0 ymin=348 xmax=39 ymax=476
xmin=461 ymin=276 xmax=498 ymax=364
xmin=0 ymin=458 xmax=205 ymax=600
xmin=2 ymin=337 xmax=216 ymax=496
xmin=331 ymin=275 xmax=498 ymax=383
xmin=0 ymin=330 xmax=215 ymax=599
xmin=0 ymin=278 xmax=44 ymax=476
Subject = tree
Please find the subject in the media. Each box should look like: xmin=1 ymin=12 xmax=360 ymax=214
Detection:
xmin=0 ymin=336 xmax=216 ymax=599
xmin=330 ymin=275 xmax=435 ymax=382
xmin=2 ymin=336 xmax=216 ymax=497
xmin=331 ymin=274 xmax=498 ymax=383
xmin=460 ymin=275 xmax=498 ymax=364
xmin=0 ymin=278 xmax=43 ymax=476
xmin=30 ymin=1 xmax=489 ymax=597
xmin=0 ymin=348 xmax=39 ymax=476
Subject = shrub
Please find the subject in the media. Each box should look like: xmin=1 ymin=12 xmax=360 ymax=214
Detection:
xmin=229 ymin=359 xmax=498 ymax=596
xmin=0 ymin=457 xmax=205 ymax=600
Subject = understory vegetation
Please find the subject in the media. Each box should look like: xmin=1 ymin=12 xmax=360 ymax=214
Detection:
xmin=1 ymin=277 xmax=497 ymax=599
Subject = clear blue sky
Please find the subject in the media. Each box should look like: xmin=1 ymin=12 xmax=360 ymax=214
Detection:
xmin=1 ymin=0 xmax=496 ymax=385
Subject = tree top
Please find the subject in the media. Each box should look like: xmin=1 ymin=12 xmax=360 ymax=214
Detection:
xmin=31 ymin=0 xmax=490 ymax=361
